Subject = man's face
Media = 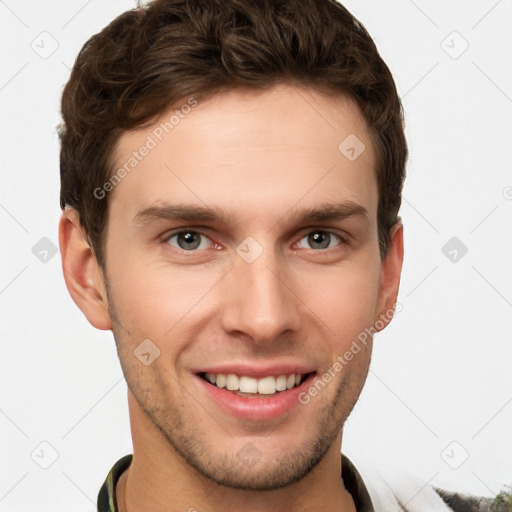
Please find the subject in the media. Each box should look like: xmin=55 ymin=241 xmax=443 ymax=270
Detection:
xmin=98 ymin=84 xmax=399 ymax=489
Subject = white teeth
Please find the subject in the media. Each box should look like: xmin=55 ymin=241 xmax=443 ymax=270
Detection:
xmin=239 ymin=376 xmax=258 ymax=393
xmin=258 ymin=376 xmax=276 ymax=395
xmin=203 ymin=372 xmax=307 ymax=394
xmin=275 ymin=375 xmax=287 ymax=391
xmin=226 ymin=373 xmax=239 ymax=390
xmin=216 ymin=374 xmax=226 ymax=388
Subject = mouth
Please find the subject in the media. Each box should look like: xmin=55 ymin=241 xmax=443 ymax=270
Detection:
xmin=198 ymin=371 xmax=315 ymax=398
xmin=194 ymin=370 xmax=317 ymax=421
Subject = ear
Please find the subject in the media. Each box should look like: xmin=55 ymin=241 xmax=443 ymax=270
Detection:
xmin=58 ymin=208 xmax=112 ymax=330
xmin=374 ymin=221 xmax=404 ymax=332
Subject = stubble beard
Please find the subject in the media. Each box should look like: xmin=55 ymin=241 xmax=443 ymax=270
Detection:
xmin=106 ymin=281 xmax=365 ymax=491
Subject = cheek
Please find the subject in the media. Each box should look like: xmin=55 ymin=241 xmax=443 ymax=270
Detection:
xmin=298 ymin=261 xmax=381 ymax=334
xmin=106 ymin=257 xmax=220 ymax=338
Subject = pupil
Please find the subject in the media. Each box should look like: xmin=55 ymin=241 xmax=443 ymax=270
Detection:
xmin=310 ymin=231 xmax=329 ymax=249
xmin=179 ymin=231 xmax=200 ymax=250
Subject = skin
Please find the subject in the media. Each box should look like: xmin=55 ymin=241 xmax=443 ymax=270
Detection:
xmin=59 ymin=84 xmax=404 ymax=512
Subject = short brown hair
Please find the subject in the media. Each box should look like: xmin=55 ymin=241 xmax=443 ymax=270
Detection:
xmin=59 ymin=0 xmax=407 ymax=268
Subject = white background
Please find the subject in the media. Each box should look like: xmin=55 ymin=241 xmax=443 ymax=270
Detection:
xmin=1 ymin=1 xmax=511 ymax=510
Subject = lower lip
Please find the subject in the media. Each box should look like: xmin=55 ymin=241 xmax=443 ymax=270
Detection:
xmin=194 ymin=373 xmax=317 ymax=421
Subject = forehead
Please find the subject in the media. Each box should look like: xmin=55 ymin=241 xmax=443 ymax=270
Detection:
xmin=109 ymin=84 xmax=377 ymax=225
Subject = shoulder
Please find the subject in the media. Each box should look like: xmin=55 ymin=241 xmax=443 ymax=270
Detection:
xmin=97 ymin=454 xmax=133 ymax=512
xmin=433 ymin=487 xmax=494 ymax=512
xmin=344 ymin=452 xmax=505 ymax=512
xmin=434 ymin=486 xmax=512 ymax=512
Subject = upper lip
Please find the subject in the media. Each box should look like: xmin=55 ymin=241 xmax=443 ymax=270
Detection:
xmin=193 ymin=362 xmax=316 ymax=379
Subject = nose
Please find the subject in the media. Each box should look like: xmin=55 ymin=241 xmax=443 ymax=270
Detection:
xmin=220 ymin=243 xmax=302 ymax=345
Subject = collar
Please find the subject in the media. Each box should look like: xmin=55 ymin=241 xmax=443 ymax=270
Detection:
xmin=97 ymin=453 xmax=375 ymax=512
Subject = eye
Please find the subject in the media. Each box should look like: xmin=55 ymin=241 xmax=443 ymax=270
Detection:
xmin=296 ymin=230 xmax=344 ymax=251
xmin=164 ymin=230 xmax=213 ymax=251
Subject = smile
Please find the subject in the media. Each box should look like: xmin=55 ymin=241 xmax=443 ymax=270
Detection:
xmin=194 ymin=371 xmax=317 ymax=421
xmin=200 ymin=372 xmax=312 ymax=396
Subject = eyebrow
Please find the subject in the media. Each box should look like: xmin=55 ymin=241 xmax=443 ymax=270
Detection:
xmin=132 ymin=201 xmax=369 ymax=228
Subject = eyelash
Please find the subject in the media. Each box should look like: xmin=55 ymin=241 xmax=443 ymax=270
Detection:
xmin=161 ymin=228 xmax=348 ymax=255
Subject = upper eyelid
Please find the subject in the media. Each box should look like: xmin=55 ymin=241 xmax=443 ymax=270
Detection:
xmin=163 ymin=228 xmax=214 ymax=243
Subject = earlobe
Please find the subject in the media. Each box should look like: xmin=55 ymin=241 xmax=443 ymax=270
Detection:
xmin=374 ymin=221 xmax=404 ymax=332
xmin=58 ymin=208 xmax=112 ymax=330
